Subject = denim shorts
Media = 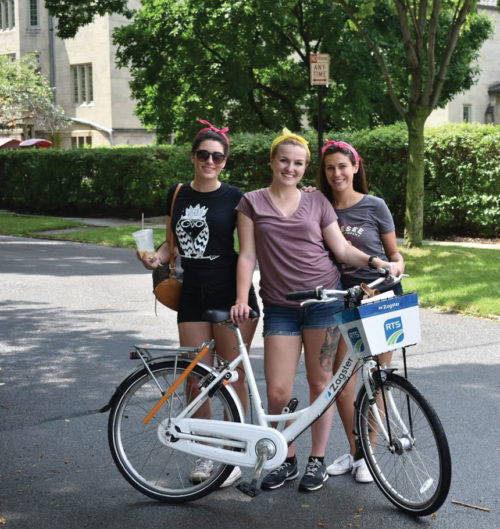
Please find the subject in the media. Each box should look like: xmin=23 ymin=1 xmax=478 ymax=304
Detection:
xmin=263 ymin=297 xmax=345 ymax=337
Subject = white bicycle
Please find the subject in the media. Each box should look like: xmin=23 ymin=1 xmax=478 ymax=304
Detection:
xmin=101 ymin=271 xmax=451 ymax=516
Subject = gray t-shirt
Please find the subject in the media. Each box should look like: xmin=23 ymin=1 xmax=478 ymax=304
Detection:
xmin=335 ymin=194 xmax=395 ymax=288
xmin=237 ymin=189 xmax=340 ymax=307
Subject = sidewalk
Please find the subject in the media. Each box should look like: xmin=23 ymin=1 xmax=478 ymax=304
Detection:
xmin=59 ymin=215 xmax=499 ymax=249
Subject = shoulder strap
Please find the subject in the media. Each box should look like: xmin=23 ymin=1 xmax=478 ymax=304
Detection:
xmin=168 ymin=183 xmax=183 ymax=277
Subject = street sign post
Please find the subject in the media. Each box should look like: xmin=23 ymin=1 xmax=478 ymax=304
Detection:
xmin=310 ymin=53 xmax=330 ymax=86
xmin=310 ymin=54 xmax=330 ymax=159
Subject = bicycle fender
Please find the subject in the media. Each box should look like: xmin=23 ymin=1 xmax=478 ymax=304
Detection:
xmin=99 ymin=358 xmax=191 ymax=414
xmin=99 ymin=364 xmax=148 ymax=413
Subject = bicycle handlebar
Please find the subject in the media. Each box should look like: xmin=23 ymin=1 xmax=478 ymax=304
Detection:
xmin=286 ymin=270 xmax=407 ymax=303
xmin=286 ymin=286 xmax=323 ymax=301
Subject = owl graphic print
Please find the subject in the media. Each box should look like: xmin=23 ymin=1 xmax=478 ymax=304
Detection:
xmin=166 ymin=182 xmax=243 ymax=283
xmin=176 ymin=204 xmax=212 ymax=259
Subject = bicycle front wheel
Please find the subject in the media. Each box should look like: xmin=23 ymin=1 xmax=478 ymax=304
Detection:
xmin=108 ymin=358 xmax=242 ymax=503
xmin=356 ymin=372 xmax=451 ymax=516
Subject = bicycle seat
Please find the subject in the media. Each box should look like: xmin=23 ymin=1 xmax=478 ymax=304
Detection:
xmin=202 ymin=308 xmax=259 ymax=323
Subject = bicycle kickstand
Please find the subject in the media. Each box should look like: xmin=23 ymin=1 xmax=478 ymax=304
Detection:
xmin=237 ymin=439 xmax=276 ymax=497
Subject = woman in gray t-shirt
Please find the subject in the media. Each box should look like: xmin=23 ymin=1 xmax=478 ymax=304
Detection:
xmin=318 ymin=140 xmax=405 ymax=484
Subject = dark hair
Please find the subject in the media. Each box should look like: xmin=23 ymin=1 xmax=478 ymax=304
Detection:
xmin=191 ymin=130 xmax=230 ymax=156
xmin=318 ymin=145 xmax=369 ymax=203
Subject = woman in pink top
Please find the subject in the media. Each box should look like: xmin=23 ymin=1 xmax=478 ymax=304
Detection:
xmin=231 ymin=129 xmax=398 ymax=493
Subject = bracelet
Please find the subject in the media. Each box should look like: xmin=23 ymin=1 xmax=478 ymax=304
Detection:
xmin=368 ymin=256 xmax=377 ymax=269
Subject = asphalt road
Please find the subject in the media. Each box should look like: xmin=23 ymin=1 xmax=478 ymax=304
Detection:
xmin=1 ymin=235 xmax=499 ymax=529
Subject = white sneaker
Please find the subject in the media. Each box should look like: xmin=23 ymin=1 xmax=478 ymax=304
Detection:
xmin=189 ymin=458 xmax=214 ymax=482
xmin=220 ymin=466 xmax=242 ymax=488
xmin=352 ymin=458 xmax=374 ymax=483
xmin=327 ymin=454 xmax=354 ymax=476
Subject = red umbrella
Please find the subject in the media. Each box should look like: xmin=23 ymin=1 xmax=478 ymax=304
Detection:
xmin=19 ymin=138 xmax=53 ymax=148
xmin=0 ymin=138 xmax=21 ymax=149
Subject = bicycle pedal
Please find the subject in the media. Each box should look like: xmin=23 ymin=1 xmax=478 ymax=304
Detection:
xmin=236 ymin=481 xmax=260 ymax=497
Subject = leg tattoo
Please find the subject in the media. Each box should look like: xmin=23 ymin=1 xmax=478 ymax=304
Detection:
xmin=319 ymin=326 xmax=340 ymax=372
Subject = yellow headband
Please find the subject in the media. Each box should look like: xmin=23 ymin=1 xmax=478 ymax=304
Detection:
xmin=270 ymin=127 xmax=310 ymax=159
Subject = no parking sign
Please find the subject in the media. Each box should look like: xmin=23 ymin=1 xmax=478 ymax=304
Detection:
xmin=310 ymin=53 xmax=330 ymax=86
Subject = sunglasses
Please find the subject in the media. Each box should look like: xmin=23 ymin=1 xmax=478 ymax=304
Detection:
xmin=195 ymin=150 xmax=226 ymax=165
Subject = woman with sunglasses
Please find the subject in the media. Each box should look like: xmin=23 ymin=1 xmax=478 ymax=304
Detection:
xmin=318 ymin=140 xmax=405 ymax=484
xmin=138 ymin=120 xmax=259 ymax=487
xmin=230 ymin=129 xmax=399 ymax=493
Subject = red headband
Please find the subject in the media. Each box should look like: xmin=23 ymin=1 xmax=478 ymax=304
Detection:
xmin=322 ymin=140 xmax=360 ymax=163
xmin=196 ymin=119 xmax=230 ymax=151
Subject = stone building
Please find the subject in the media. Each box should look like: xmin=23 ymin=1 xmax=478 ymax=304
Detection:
xmin=428 ymin=0 xmax=500 ymax=126
xmin=0 ymin=0 xmax=154 ymax=147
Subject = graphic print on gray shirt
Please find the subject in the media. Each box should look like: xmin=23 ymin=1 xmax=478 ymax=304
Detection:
xmin=335 ymin=194 xmax=395 ymax=288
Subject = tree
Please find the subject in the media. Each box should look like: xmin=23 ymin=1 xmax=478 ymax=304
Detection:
xmin=0 ymin=54 xmax=66 ymax=137
xmin=334 ymin=0 xmax=492 ymax=246
xmin=111 ymin=0 xmax=403 ymax=142
xmin=50 ymin=0 xmax=401 ymax=142
xmin=47 ymin=2 xmax=493 ymax=245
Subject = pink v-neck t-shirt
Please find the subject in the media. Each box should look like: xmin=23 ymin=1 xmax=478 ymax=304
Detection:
xmin=237 ymin=188 xmax=340 ymax=307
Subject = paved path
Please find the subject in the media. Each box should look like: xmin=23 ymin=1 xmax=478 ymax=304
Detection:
xmin=0 ymin=235 xmax=499 ymax=529
xmin=52 ymin=214 xmax=500 ymax=249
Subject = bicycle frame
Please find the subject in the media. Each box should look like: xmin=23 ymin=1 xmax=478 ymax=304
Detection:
xmin=135 ymin=321 xmax=387 ymax=472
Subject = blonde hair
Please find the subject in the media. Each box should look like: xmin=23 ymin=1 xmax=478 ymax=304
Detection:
xmin=270 ymin=127 xmax=310 ymax=161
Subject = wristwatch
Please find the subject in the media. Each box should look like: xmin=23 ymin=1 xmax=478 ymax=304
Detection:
xmin=368 ymin=256 xmax=377 ymax=269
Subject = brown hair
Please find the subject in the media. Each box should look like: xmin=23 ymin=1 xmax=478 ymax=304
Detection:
xmin=318 ymin=144 xmax=368 ymax=203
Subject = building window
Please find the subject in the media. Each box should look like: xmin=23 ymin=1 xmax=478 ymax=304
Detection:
xmin=71 ymin=63 xmax=94 ymax=105
xmin=0 ymin=0 xmax=15 ymax=31
xmin=29 ymin=0 xmax=38 ymax=27
xmin=463 ymin=104 xmax=472 ymax=123
xmin=71 ymin=135 xmax=92 ymax=148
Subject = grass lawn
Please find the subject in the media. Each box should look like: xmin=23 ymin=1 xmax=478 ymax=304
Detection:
xmin=400 ymin=246 xmax=499 ymax=319
xmin=0 ymin=211 xmax=85 ymax=236
xmin=1 ymin=211 xmax=498 ymax=319
xmin=47 ymin=225 xmax=167 ymax=249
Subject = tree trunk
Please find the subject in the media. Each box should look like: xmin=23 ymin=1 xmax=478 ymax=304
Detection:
xmin=403 ymin=108 xmax=428 ymax=247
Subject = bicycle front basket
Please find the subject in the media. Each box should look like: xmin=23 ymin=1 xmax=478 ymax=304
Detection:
xmin=334 ymin=293 xmax=421 ymax=357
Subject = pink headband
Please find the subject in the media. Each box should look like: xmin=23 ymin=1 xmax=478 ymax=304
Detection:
xmin=322 ymin=140 xmax=360 ymax=163
xmin=196 ymin=119 xmax=230 ymax=151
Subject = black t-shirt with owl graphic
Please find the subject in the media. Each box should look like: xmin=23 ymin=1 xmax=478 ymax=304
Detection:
xmin=166 ymin=182 xmax=242 ymax=286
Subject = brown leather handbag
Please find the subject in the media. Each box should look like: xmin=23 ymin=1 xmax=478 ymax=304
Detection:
xmin=152 ymin=183 xmax=183 ymax=310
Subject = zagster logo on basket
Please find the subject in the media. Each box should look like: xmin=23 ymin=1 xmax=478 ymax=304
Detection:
xmin=348 ymin=328 xmax=365 ymax=353
xmin=384 ymin=317 xmax=404 ymax=345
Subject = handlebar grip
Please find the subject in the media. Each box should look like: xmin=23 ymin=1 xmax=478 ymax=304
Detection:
xmin=286 ymin=288 xmax=321 ymax=301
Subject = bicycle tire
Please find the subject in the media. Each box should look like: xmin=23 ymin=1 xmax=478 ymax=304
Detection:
xmin=108 ymin=358 xmax=241 ymax=503
xmin=355 ymin=372 xmax=451 ymax=516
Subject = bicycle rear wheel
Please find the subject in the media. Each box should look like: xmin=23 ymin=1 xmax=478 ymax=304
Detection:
xmin=108 ymin=358 xmax=242 ymax=503
xmin=356 ymin=372 xmax=451 ymax=516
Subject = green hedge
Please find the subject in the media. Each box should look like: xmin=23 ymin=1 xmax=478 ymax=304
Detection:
xmin=0 ymin=122 xmax=498 ymax=237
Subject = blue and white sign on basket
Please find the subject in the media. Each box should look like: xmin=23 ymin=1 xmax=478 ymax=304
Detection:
xmin=334 ymin=293 xmax=421 ymax=357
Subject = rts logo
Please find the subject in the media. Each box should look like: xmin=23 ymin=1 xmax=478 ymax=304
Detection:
xmin=348 ymin=327 xmax=365 ymax=353
xmin=384 ymin=317 xmax=404 ymax=345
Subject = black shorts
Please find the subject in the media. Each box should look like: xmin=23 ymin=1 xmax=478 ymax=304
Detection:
xmin=177 ymin=279 xmax=260 ymax=323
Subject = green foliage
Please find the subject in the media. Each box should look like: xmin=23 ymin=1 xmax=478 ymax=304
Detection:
xmin=0 ymin=146 xmax=192 ymax=217
xmin=111 ymin=0 xmax=405 ymax=142
xmin=424 ymin=123 xmax=500 ymax=237
xmin=0 ymin=123 xmax=498 ymax=237
xmin=0 ymin=54 xmax=66 ymax=134
xmin=335 ymin=0 xmax=493 ymax=246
